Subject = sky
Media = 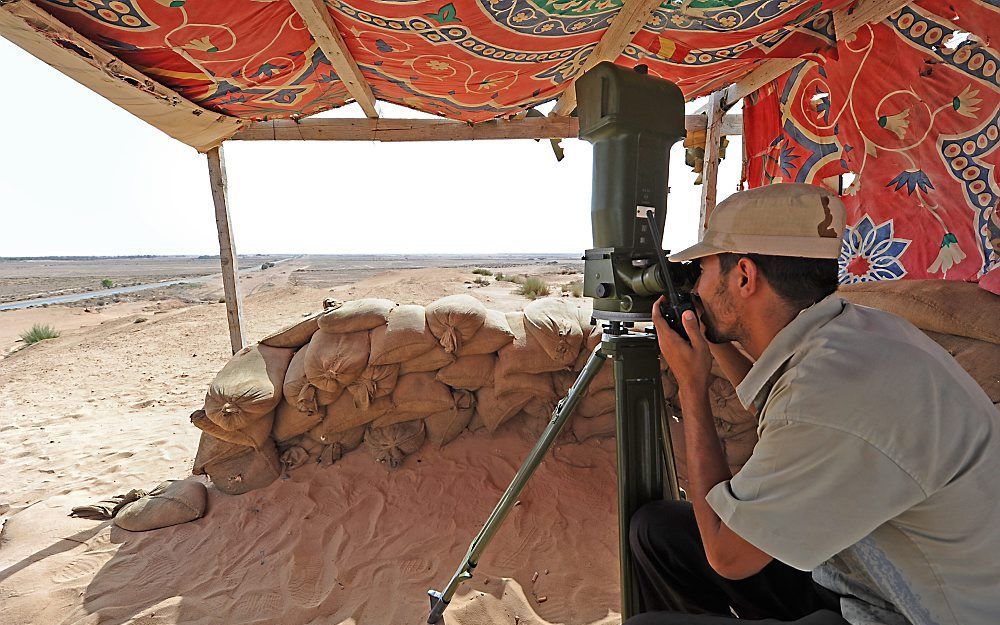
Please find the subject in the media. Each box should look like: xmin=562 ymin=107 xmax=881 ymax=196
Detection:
xmin=0 ymin=37 xmax=743 ymax=257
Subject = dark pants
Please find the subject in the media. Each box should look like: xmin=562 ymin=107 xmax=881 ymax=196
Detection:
xmin=626 ymin=500 xmax=848 ymax=624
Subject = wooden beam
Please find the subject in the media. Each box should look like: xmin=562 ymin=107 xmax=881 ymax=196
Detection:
xmin=0 ymin=0 xmax=244 ymax=151
xmin=699 ymin=90 xmax=725 ymax=237
xmin=206 ymin=146 xmax=246 ymax=355
xmin=550 ymin=0 xmax=663 ymax=116
xmin=724 ymin=0 xmax=911 ymax=103
xmin=289 ymin=0 xmax=378 ymax=118
xmin=231 ymin=114 xmax=742 ymax=141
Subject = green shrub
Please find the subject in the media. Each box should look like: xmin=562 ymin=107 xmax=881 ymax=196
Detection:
xmin=100 ymin=278 xmax=113 ymax=288
xmin=473 ymin=277 xmax=491 ymax=286
xmin=517 ymin=277 xmax=550 ymax=300
xmin=561 ymin=280 xmax=583 ymax=297
xmin=19 ymin=324 xmax=60 ymax=345
xmin=472 ymin=268 xmax=493 ymax=276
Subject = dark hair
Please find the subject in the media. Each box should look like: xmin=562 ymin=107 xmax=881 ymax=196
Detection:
xmin=717 ymin=253 xmax=838 ymax=309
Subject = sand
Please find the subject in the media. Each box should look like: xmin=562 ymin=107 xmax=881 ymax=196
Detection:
xmin=1 ymin=262 xmax=619 ymax=625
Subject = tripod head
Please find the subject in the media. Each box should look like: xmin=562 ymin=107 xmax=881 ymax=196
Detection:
xmin=577 ymin=62 xmax=697 ymax=327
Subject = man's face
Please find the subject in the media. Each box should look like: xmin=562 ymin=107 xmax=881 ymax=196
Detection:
xmin=691 ymin=255 xmax=744 ymax=344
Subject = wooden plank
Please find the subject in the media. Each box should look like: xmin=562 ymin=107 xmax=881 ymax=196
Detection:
xmin=289 ymin=0 xmax=378 ymax=118
xmin=205 ymin=146 xmax=246 ymax=355
xmin=231 ymin=114 xmax=742 ymax=141
xmin=724 ymin=0 xmax=911 ymax=103
xmin=699 ymin=91 xmax=726 ymax=237
xmin=0 ymin=0 xmax=244 ymax=151
xmin=550 ymin=0 xmax=663 ymax=116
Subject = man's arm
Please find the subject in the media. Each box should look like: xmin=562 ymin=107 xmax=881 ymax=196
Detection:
xmin=653 ymin=299 xmax=773 ymax=579
xmin=707 ymin=342 xmax=754 ymax=390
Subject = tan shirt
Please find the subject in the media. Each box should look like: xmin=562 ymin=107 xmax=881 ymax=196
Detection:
xmin=706 ymin=295 xmax=1000 ymax=625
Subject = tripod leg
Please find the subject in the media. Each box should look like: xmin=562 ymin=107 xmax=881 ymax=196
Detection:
xmin=605 ymin=333 xmax=679 ymax=619
xmin=427 ymin=345 xmax=609 ymax=624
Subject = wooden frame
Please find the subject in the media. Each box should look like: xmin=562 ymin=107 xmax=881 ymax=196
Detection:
xmin=289 ymin=0 xmax=378 ymax=118
xmin=231 ymin=114 xmax=742 ymax=142
xmin=205 ymin=146 xmax=246 ymax=354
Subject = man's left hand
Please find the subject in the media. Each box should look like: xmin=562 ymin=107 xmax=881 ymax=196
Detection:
xmin=652 ymin=295 xmax=713 ymax=397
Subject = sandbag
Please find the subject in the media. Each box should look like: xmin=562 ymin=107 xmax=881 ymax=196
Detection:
xmin=523 ymin=298 xmax=584 ymax=367
xmin=369 ymin=304 xmax=438 ymax=365
xmin=317 ymin=298 xmax=396 ymax=333
xmin=392 ymin=372 xmax=455 ymax=414
xmin=114 ymin=480 xmax=208 ymax=532
xmin=924 ymin=331 xmax=1000 ymax=403
xmin=312 ymin=393 xmax=394 ymax=438
xmin=204 ymin=344 xmax=294 ymax=431
xmin=522 ymin=395 xmax=556 ymax=420
xmin=260 ymin=312 xmax=321 ymax=348
xmin=192 ymin=433 xmax=246 ymax=476
xmin=371 ymin=410 xmax=431 ymax=428
xmin=191 ymin=408 xmax=273 ymax=449
xmin=457 ymin=308 xmax=515 ymax=356
xmin=840 ymin=280 xmax=999 ymax=344
xmin=497 ymin=312 xmax=569 ymax=375
xmin=494 ymin=363 xmax=555 ymax=398
xmin=572 ymin=410 xmax=616 ymax=442
xmin=202 ymin=439 xmax=281 ymax=495
xmin=399 ymin=343 xmax=456 ymax=374
xmin=474 ymin=385 xmax=532 ymax=432
xmin=426 ymin=294 xmax=487 ymax=353
xmin=348 ymin=363 xmax=400 ymax=410
xmin=365 ymin=420 xmax=427 ymax=468
xmin=435 ymin=354 xmax=496 ymax=391
xmin=426 ymin=390 xmax=475 ymax=448
xmin=578 ymin=388 xmax=616 ymax=419
xmin=272 ymin=399 xmax=323 ymax=443
xmin=304 ymin=330 xmax=370 ymax=391
xmin=282 ymin=347 xmax=331 ymax=415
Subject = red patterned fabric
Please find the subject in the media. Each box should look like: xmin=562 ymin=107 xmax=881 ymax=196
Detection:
xmin=743 ymin=0 xmax=1000 ymax=293
xmin=36 ymin=0 xmax=850 ymax=122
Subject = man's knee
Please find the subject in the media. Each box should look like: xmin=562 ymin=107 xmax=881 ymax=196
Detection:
xmin=629 ymin=499 xmax=698 ymax=559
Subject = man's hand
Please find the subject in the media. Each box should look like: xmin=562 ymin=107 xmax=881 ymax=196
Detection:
xmin=652 ymin=295 xmax=713 ymax=397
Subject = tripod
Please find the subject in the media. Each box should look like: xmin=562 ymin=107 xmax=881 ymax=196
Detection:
xmin=427 ymin=320 xmax=681 ymax=623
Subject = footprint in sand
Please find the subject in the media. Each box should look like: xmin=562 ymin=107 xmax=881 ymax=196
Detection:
xmin=51 ymin=550 xmax=114 ymax=584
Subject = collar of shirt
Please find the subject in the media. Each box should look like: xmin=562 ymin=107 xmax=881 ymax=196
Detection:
xmin=735 ymin=294 xmax=847 ymax=412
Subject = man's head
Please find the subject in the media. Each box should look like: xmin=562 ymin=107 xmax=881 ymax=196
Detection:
xmin=667 ymin=183 xmax=845 ymax=346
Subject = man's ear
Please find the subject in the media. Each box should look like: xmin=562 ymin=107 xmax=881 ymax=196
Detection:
xmin=736 ymin=257 xmax=760 ymax=298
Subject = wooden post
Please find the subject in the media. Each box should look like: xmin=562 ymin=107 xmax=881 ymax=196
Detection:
xmin=699 ymin=90 xmax=726 ymax=239
xmin=206 ymin=145 xmax=246 ymax=354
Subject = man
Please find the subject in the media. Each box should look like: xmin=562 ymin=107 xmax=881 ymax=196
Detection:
xmin=631 ymin=183 xmax=1000 ymax=625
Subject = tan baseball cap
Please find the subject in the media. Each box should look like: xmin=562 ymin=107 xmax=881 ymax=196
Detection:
xmin=669 ymin=183 xmax=846 ymax=262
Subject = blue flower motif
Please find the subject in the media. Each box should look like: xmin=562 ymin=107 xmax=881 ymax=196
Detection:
xmin=839 ymin=215 xmax=911 ymax=284
xmin=886 ymin=169 xmax=934 ymax=195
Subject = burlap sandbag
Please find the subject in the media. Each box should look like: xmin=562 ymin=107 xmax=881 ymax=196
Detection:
xmin=203 ymin=439 xmax=281 ymax=495
xmin=924 ymin=331 xmax=1000 ymax=403
xmin=192 ymin=433 xmax=245 ymax=476
xmin=522 ymin=395 xmax=556 ymax=420
xmin=311 ymin=393 xmax=394 ymax=438
xmin=494 ymin=359 xmax=555 ymax=398
xmin=272 ymin=399 xmax=323 ymax=443
xmin=426 ymin=389 xmax=475 ymax=448
xmin=840 ymin=280 xmax=999 ymax=344
xmin=365 ymin=420 xmax=426 ymax=468
xmin=399 ymin=343 xmax=456 ymax=373
xmin=305 ymin=424 xmax=366 ymax=451
xmin=392 ymin=372 xmax=455 ymax=413
xmin=426 ymin=294 xmax=487 ymax=353
xmin=369 ymin=304 xmax=438 ymax=365
xmin=260 ymin=312 xmax=321 ymax=348
xmin=457 ymin=308 xmax=515 ymax=356
xmin=317 ymin=298 xmax=396 ymax=333
xmin=372 ymin=411 xmax=431 ymax=428
xmin=191 ymin=409 xmax=273 ymax=450
xmin=283 ymin=347 xmax=334 ymax=415
xmin=204 ymin=344 xmax=294 ymax=432
xmin=114 ymin=480 xmax=207 ymax=532
xmin=498 ymin=312 xmax=569 ymax=375
xmin=572 ymin=410 xmax=615 ymax=442
xmin=304 ymin=329 xmax=370 ymax=391
xmin=435 ymin=354 xmax=496 ymax=391
xmin=348 ymin=363 xmax=400 ymax=410
xmin=523 ymin=298 xmax=584 ymax=367
xmin=474 ymin=385 xmax=532 ymax=432
xmin=578 ymin=388 xmax=616 ymax=419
